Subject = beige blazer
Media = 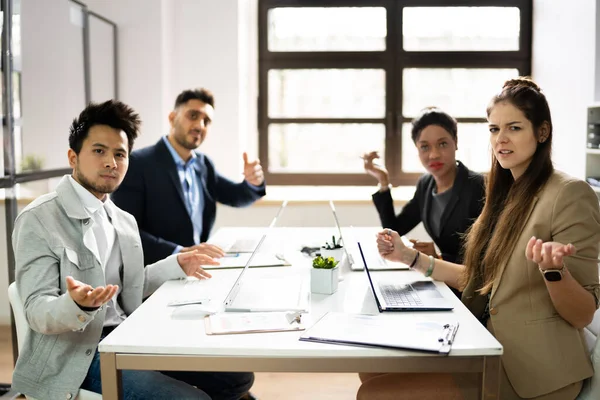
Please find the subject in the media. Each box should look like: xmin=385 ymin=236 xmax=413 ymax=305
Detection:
xmin=463 ymin=171 xmax=600 ymax=398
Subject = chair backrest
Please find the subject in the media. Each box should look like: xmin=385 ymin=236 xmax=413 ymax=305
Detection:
xmin=578 ymin=307 xmax=600 ymax=399
xmin=7 ymin=282 xmax=102 ymax=400
xmin=8 ymin=282 xmax=29 ymax=351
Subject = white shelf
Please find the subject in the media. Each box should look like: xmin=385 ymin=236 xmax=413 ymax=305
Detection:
xmin=586 ymin=148 xmax=600 ymax=155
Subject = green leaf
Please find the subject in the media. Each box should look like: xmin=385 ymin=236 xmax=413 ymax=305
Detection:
xmin=312 ymin=255 xmax=339 ymax=269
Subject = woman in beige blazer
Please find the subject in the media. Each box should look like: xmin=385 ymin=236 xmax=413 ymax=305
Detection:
xmin=360 ymin=77 xmax=600 ymax=400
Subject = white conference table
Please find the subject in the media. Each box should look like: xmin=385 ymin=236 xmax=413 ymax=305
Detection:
xmin=99 ymin=227 xmax=503 ymax=399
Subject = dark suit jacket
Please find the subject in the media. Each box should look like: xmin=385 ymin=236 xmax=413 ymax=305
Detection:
xmin=112 ymin=138 xmax=266 ymax=265
xmin=372 ymin=161 xmax=485 ymax=263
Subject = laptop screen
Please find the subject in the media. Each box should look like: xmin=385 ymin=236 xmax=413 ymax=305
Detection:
xmin=222 ymin=232 xmax=268 ymax=307
xmin=222 ymin=200 xmax=287 ymax=306
xmin=329 ymin=200 xmax=353 ymax=264
xmin=356 ymin=242 xmax=383 ymax=310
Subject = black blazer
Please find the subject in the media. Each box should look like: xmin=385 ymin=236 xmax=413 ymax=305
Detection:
xmin=112 ymin=139 xmax=266 ymax=265
xmin=372 ymin=161 xmax=484 ymax=263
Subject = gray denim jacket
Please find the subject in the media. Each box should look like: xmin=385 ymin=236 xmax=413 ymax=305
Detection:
xmin=11 ymin=176 xmax=185 ymax=400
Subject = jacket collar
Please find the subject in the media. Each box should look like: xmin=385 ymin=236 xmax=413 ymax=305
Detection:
xmin=55 ymin=175 xmax=92 ymax=221
xmin=437 ymin=161 xmax=469 ymax=234
xmin=155 ymin=138 xmax=207 ymax=206
xmin=423 ymin=161 xmax=468 ymax=237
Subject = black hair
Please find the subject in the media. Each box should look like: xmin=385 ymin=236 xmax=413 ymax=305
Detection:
xmin=410 ymin=107 xmax=458 ymax=143
xmin=174 ymin=88 xmax=215 ymax=109
xmin=69 ymin=100 xmax=141 ymax=154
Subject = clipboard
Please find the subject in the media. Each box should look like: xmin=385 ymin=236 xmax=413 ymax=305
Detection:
xmin=205 ymin=311 xmax=305 ymax=335
xmin=299 ymin=312 xmax=458 ymax=354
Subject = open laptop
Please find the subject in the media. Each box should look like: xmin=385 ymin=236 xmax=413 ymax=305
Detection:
xmin=357 ymin=242 xmax=453 ymax=312
xmin=172 ymin=226 xmax=309 ymax=311
xmin=222 ymin=227 xmax=309 ymax=313
xmin=210 ymin=200 xmax=288 ymax=253
xmin=328 ymin=200 xmax=410 ymax=271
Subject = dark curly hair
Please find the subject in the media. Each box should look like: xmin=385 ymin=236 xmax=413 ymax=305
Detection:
xmin=69 ymin=100 xmax=141 ymax=154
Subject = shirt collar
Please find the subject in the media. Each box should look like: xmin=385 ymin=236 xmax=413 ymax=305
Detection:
xmin=162 ymin=136 xmax=197 ymax=168
xmin=68 ymin=175 xmax=109 ymax=216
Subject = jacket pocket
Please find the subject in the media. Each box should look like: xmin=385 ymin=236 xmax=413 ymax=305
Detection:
xmin=525 ymin=315 xmax=562 ymax=325
xmin=64 ymin=247 xmax=95 ymax=270
xmin=28 ymin=334 xmax=58 ymax=367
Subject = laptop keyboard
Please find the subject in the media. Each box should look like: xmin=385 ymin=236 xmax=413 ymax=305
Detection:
xmin=380 ymin=284 xmax=423 ymax=307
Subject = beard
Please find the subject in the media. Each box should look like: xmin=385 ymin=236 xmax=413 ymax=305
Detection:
xmin=75 ymin=168 xmax=119 ymax=196
xmin=173 ymin=125 xmax=203 ymax=150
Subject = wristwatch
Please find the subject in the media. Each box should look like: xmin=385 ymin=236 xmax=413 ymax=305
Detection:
xmin=540 ymin=265 xmax=565 ymax=282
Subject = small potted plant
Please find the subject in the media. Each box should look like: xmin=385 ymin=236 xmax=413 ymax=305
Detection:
xmin=319 ymin=235 xmax=344 ymax=261
xmin=310 ymin=255 xmax=340 ymax=295
xmin=21 ymin=154 xmax=44 ymax=172
xmin=19 ymin=154 xmax=48 ymax=197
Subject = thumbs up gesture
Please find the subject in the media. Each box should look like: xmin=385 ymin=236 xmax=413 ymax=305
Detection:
xmin=243 ymin=152 xmax=264 ymax=186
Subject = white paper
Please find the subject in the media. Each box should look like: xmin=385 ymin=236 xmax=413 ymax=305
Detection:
xmin=206 ymin=312 xmax=303 ymax=334
xmin=204 ymin=253 xmax=289 ymax=269
xmin=302 ymin=312 xmax=457 ymax=353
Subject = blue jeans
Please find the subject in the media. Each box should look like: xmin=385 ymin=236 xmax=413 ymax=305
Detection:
xmin=81 ymin=349 xmax=254 ymax=400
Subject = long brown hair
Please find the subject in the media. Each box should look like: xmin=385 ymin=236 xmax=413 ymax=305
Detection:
xmin=462 ymin=77 xmax=554 ymax=294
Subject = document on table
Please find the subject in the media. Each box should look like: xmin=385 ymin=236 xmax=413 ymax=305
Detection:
xmin=300 ymin=312 xmax=459 ymax=354
xmin=205 ymin=312 xmax=305 ymax=335
xmin=203 ymin=253 xmax=291 ymax=269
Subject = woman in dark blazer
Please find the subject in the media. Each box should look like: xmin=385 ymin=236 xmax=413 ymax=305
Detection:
xmin=363 ymin=107 xmax=485 ymax=264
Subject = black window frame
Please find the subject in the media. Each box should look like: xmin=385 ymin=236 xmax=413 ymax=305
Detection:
xmin=258 ymin=0 xmax=532 ymax=186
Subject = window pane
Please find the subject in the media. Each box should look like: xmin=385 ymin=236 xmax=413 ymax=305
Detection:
xmin=269 ymin=123 xmax=385 ymax=173
xmin=269 ymin=69 xmax=386 ymax=118
xmin=403 ymin=68 xmax=518 ymax=118
xmin=89 ymin=15 xmax=116 ymax=102
xmin=403 ymin=7 xmax=520 ymax=51
xmin=401 ymin=123 xmax=490 ymax=173
xmin=268 ymin=7 xmax=386 ymax=52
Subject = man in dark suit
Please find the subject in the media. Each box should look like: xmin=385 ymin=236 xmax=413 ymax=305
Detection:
xmin=112 ymin=88 xmax=266 ymax=266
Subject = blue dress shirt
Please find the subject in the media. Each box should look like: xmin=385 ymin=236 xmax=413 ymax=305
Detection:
xmin=162 ymin=136 xmax=204 ymax=253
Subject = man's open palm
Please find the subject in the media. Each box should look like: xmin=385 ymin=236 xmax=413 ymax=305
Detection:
xmin=66 ymin=276 xmax=118 ymax=309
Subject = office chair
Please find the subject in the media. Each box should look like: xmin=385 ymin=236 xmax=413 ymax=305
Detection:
xmin=8 ymin=282 xmax=102 ymax=400
xmin=578 ymin=295 xmax=600 ymax=398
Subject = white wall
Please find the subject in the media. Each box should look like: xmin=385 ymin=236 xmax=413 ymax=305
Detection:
xmin=83 ymin=0 xmax=168 ymax=150
xmin=21 ymin=0 xmax=86 ymax=170
xmin=596 ymin=0 xmax=600 ymax=103
xmin=82 ymin=0 xmax=250 ymax=179
xmin=532 ymin=0 xmax=596 ymax=178
xmin=89 ymin=15 xmax=116 ymax=102
xmin=169 ymin=0 xmax=245 ymax=179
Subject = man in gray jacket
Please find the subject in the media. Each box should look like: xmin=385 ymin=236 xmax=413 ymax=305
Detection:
xmin=11 ymin=100 xmax=255 ymax=400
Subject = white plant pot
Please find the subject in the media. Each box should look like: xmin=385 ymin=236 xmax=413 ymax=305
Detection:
xmin=310 ymin=266 xmax=339 ymax=295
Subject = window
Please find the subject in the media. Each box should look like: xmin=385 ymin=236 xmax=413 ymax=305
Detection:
xmin=258 ymin=0 xmax=532 ymax=185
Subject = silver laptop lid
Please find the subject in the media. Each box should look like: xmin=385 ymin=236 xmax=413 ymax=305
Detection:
xmin=269 ymin=200 xmax=288 ymax=228
xmin=356 ymin=242 xmax=385 ymax=311
xmin=329 ymin=200 xmax=353 ymax=265
xmin=223 ymin=200 xmax=288 ymax=307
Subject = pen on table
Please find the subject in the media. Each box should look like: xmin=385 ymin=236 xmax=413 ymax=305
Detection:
xmin=224 ymin=253 xmax=240 ymax=258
